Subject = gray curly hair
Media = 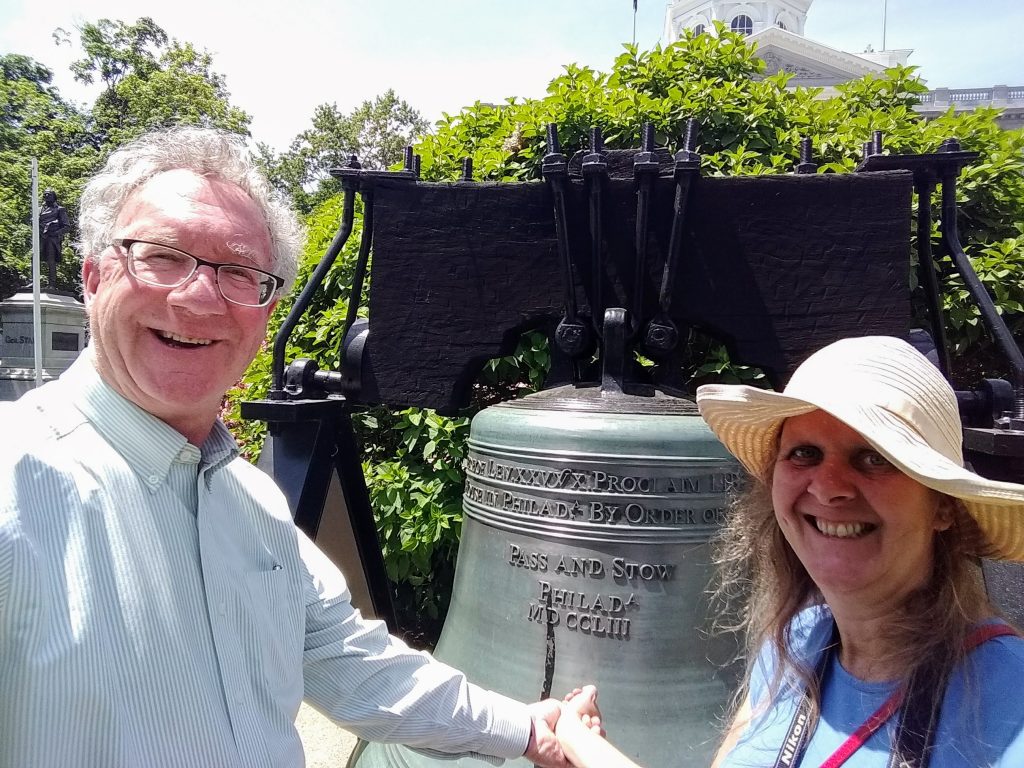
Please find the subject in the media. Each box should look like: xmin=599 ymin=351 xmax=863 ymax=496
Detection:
xmin=77 ymin=126 xmax=303 ymax=292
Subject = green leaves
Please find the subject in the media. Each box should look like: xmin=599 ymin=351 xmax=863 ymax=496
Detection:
xmin=0 ymin=53 xmax=95 ymax=294
xmin=362 ymin=408 xmax=470 ymax=628
xmin=225 ymin=28 xmax=1024 ymax=642
xmin=943 ymin=236 xmax=1024 ymax=358
xmin=257 ymin=90 xmax=429 ymax=214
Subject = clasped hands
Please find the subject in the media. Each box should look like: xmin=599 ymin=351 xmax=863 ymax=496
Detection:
xmin=524 ymin=685 xmax=604 ymax=768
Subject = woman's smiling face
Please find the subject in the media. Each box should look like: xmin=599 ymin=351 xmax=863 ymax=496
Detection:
xmin=771 ymin=409 xmax=952 ymax=604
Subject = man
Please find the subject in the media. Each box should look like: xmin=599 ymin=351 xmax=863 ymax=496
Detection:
xmin=0 ymin=127 xmax=596 ymax=767
xmin=38 ymin=188 xmax=71 ymax=288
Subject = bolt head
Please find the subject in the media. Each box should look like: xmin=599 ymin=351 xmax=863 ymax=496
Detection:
xmin=582 ymin=154 xmax=607 ymax=175
xmin=555 ymin=319 xmax=591 ymax=357
xmin=542 ymin=153 xmax=568 ymax=176
xmin=643 ymin=321 xmax=678 ymax=354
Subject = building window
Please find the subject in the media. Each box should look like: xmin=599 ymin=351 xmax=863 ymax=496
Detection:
xmin=731 ymin=14 xmax=753 ymax=36
xmin=693 ymin=23 xmax=706 ymax=36
xmin=777 ymin=20 xmax=787 ymax=30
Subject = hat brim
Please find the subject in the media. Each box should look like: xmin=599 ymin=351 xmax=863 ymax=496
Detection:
xmin=697 ymin=384 xmax=1024 ymax=562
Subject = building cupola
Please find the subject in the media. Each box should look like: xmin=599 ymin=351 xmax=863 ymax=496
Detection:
xmin=664 ymin=0 xmax=813 ymax=42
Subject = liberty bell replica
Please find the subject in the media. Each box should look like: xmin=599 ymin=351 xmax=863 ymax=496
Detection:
xmin=246 ymin=122 xmax=917 ymax=766
xmin=358 ymin=327 xmax=741 ymax=767
xmin=352 ymin=122 xmax=746 ymax=767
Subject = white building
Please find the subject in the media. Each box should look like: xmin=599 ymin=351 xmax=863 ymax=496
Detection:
xmin=663 ymin=0 xmax=1024 ymax=130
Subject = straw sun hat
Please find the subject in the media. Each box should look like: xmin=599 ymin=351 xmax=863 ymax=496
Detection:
xmin=696 ymin=336 xmax=1024 ymax=561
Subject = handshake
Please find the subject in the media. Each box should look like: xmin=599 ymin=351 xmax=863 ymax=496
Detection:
xmin=527 ymin=685 xmax=640 ymax=768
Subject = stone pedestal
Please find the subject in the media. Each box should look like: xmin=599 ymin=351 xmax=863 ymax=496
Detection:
xmin=0 ymin=290 xmax=87 ymax=401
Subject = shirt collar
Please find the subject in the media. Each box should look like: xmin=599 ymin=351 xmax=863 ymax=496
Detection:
xmin=201 ymin=420 xmax=240 ymax=471
xmin=62 ymin=348 xmax=239 ymax=490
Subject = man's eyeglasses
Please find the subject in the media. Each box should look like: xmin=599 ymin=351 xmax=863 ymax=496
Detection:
xmin=111 ymin=239 xmax=284 ymax=308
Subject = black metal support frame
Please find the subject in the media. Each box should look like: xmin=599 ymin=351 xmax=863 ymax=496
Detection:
xmin=245 ymin=124 xmax=1024 ymax=633
xmin=243 ymin=396 xmax=395 ymax=627
xmin=272 ymin=159 xmax=359 ymax=397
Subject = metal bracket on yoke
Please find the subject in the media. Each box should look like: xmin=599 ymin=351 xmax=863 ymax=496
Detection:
xmin=543 ymin=124 xmax=592 ymax=380
xmin=242 ymin=387 xmax=397 ymax=629
xmin=643 ymin=118 xmax=701 ymax=361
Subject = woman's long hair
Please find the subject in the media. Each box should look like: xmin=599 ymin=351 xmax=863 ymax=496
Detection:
xmin=711 ymin=462 xmax=996 ymax=729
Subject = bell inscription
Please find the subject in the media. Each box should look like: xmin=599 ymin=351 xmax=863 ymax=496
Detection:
xmin=467 ymin=476 xmax=730 ymax=526
xmin=507 ymin=542 xmax=678 ymax=642
xmin=480 ymin=440 xmax=727 ymax=654
xmin=463 ymin=447 xmax=736 ymax=541
xmin=465 ymin=454 xmax=737 ymax=494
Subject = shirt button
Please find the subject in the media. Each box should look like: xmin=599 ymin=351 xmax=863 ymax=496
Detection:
xmin=178 ymin=446 xmax=200 ymax=462
xmin=147 ymin=474 xmax=159 ymax=485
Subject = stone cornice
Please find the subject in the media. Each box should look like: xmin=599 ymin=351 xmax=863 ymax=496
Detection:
xmin=749 ymin=27 xmax=884 ymax=77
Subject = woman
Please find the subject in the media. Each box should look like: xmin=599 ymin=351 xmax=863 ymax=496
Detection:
xmin=555 ymin=336 xmax=1024 ymax=767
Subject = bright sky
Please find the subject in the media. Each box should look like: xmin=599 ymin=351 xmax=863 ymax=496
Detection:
xmin=2 ymin=0 xmax=1021 ymax=153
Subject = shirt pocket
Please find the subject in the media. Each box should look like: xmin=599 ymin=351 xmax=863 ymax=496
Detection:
xmin=244 ymin=568 xmax=304 ymax=699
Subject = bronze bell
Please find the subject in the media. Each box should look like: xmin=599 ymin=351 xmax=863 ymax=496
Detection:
xmin=354 ymin=379 xmax=740 ymax=766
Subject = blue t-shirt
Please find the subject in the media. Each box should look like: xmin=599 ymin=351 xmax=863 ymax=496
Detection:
xmin=720 ymin=606 xmax=1024 ymax=768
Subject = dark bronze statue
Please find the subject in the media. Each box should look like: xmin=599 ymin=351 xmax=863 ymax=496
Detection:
xmin=39 ymin=189 xmax=70 ymax=288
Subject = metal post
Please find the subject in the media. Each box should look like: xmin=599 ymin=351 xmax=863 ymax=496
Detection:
xmin=913 ymin=175 xmax=951 ymax=377
xmin=270 ymin=162 xmax=359 ymax=396
xmin=882 ymin=0 xmax=888 ymax=50
xmin=30 ymin=159 xmax=42 ymax=387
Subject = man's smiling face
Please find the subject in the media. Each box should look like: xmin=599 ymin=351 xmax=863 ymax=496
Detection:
xmin=83 ymin=168 xmax=277 ymax=444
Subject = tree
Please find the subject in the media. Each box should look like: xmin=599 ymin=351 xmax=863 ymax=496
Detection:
xmin=99 ymin=42 xmax=251 ymax=146
xmin=0 ymin=54 xmax=95 ymax=297
xmin=65 ymin=17 xmax=166 ymax=89
xmin=259 ymin=89 xmax=429 ymax=213
xmin=63 ymin=18 xmax=250 ymax=148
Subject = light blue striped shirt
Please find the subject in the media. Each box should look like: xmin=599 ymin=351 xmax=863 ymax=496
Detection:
xmin=0 ymin=350 xmax=530 ymax=767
